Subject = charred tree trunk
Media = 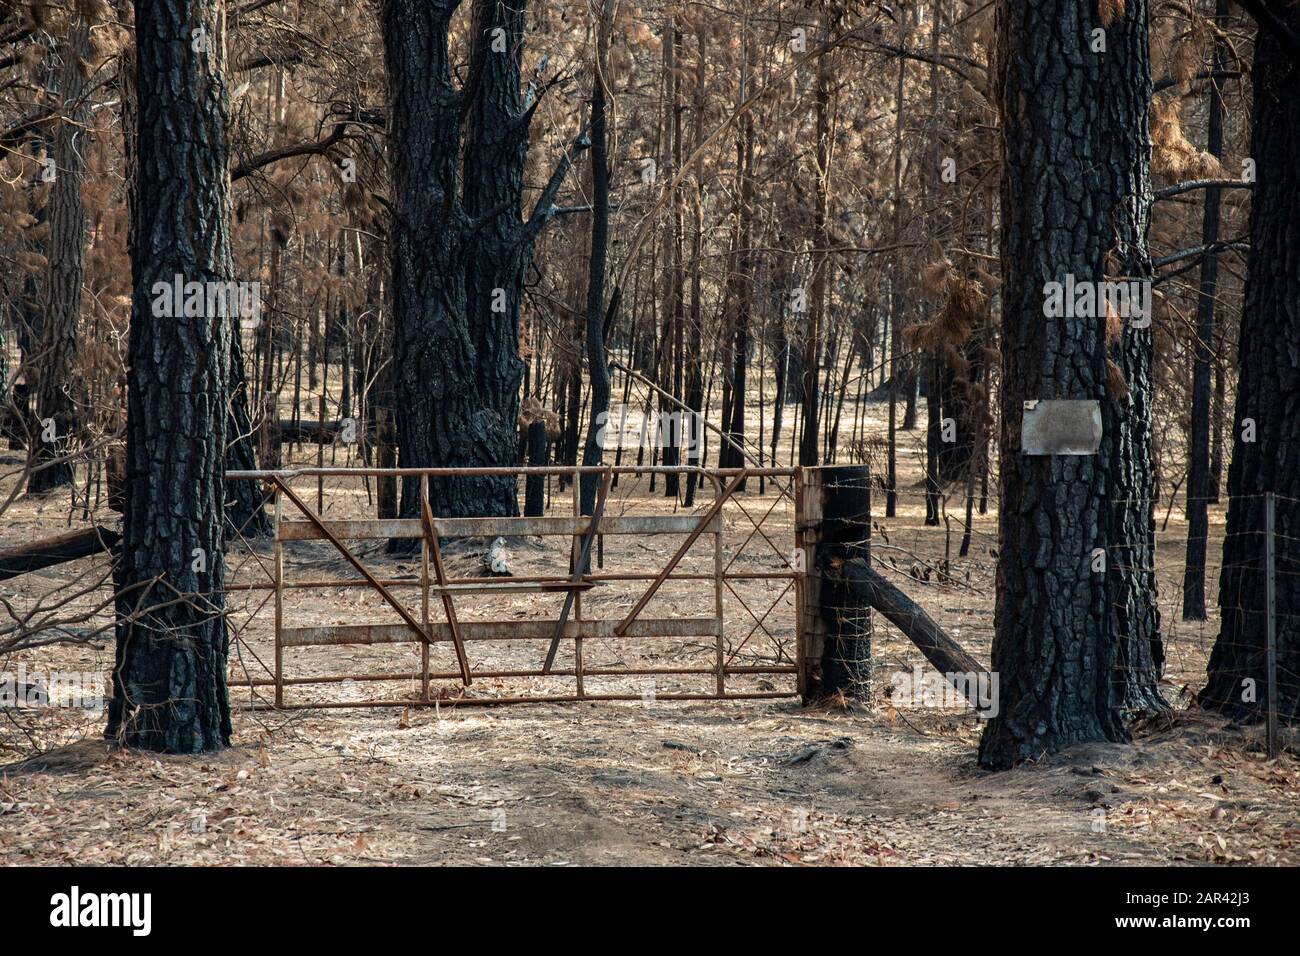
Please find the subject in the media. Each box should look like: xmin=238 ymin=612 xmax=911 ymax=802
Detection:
xmin=1181 ymin=0 xmax=1229 ymax=621
xmin=28 ymin=17 xmax=90 ymax=494
xmin=800 ymin=5 xmax=835 ymax=468
xmin=885 ymin=39 xmax=905 ymax=520
xmin=373 ymin=276 xmax=398 ymax=518
xmin=924 ymin=358 xmax=942 ymax=525
xmin=383 ymin=0 xmax=476 ymax=528
xmin=770 ymin=319 xmax=788 ymax=466
xmin=901 ymin=362 xmax=919 ymax=430
xmin=108 ymin=0 xmax=234 ymax=753
xmin=658 ymin=20 xmax=684 ymax=498
xmin=462 ymin=0 xmax=533 ymax=518
xmin=0 ymin=526 xmax=120 ymax=582
xmin=254 ymin=239 xmax=282 ymax=472
xmin=936 ymin=359 xmax=976 ymax=481
xmin=524 ymin=418 xmax=548 ymax=517
xmin=717 ymin=65 xmax=754 ymax=485
xmin=683 ymin=25 xmax=707 ymax=507
xmin=382 ymin=0 xmax=583 ymax=526
xmin=578 ymin=0 xmax=613 ymax=516
xmin=730 ymin=111 xmax=756 ymax=476
xmin=979 ymin=0 xmax=1164 ymax=770
xmin=1200 ymin=10 xmax=1300 ymax=722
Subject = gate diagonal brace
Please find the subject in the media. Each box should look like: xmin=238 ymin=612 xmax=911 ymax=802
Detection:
xmin=271 ymin=477 xmax=472 ymax=687
xmin=614 ymin=472 xmax=744 ymax=637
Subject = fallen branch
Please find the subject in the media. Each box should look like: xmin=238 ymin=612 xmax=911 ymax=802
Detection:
xmin=0 ymin=527 xmax=120 ymax=583
xmin=833 ymin=557 xmax=989 ymax=708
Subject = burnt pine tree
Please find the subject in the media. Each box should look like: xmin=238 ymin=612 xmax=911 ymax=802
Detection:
xmin=979 ymin=0 xmax=1165 ymax=770
xmin=28 ymin=16 xmax=91 ymax=494
xmin=1200 ymin=3 xmax=1300 ymax=722
xmin=107 ymin=0 xmax=234 ymax=752
xmin=117 ymin=19 xmax=268 ymax=541
xmin=1180 ymin=0 xmax=1229 ymax=621
xmin=578 ymin=0 xmax=614 ymax=517
xmin=382 ymin=0 xmax=585 ymax=525
xmin=799 ymin=2 xmax=836 ymax=469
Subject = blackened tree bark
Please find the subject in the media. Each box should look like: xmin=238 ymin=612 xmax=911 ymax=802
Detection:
xmin=1200 ymin=6 xmax=1300 ymax=722
xmin=683 ymin=24 xmax=707 ymax=508
xmin=885 ymin=45 xmax=906 ymax=519
xmin=28 ymin=17 xmax=90 ymax=494
xmin=578 ymin=0 xmax=614 ymax=516
xmin=524 ymin=417 xmax=548 ymax=516
xmin=1107 ymin=179 xmax=1166 ymax=717
xmin=770 ymin=319 xmax=788 ymax=465
xmin=901 ymin=363 xmax=920 ymax=430
xmin=658 ymin=19 xmax=684 ymax=499
xmin=921 ymin=4 xmax=947 ymax=526
xmin=108 ymin=0 xmax=233 ymax=752
xmin=463 ymin=0 xmax=535 ymax=517
xmin=800 ymin=3 xmax=836 ymax=468
xmin=924 ymin=358 xmax=941 ymax=525
xmin=118 ymin=9 xmax=266 ymax=539
xmin=720 ymin=104 xmax=756 ymax=483
xmin=979 ymin=0 xmax=1164 ymax=769
xmin=382 ymin=0 xmax=584 ymax=528
xmin=1181 ymin=0 xmax=1229 ymax=621
xmin=936 ymin=360 xmax=976 ymax=481
xmin=382 ymin=0 xmax=473 ymax=527
xmin=1210 ymin=353 xmax=1225 ymax=501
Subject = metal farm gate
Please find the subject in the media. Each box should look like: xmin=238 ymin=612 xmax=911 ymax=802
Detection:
xmin=223 ymin=466 xmax=809 ymax=709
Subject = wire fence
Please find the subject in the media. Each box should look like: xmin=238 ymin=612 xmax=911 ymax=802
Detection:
xmin=847 ymin=484 xmax=1296 ymax=748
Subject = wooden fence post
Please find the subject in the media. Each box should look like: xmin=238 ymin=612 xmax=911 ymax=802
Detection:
xmin=800 ymin=464 xmax=873 ymax=704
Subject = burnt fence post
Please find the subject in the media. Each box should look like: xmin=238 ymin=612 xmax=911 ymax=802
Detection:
xmin=800 ymin=464 xmax=873 ymax=704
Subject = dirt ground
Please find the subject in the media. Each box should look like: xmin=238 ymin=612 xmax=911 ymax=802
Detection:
xmin=2 ymin=393 xmax=1297 ymax=866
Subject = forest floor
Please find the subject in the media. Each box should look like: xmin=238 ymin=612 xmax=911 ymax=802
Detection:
xmin=2 ymin=393 xmax=1297 ymax=866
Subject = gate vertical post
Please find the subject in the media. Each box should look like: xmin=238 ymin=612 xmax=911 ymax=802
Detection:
xmin=572 ymin=467 xmax=584 ymax=697
xmin=715 ymin=473 xmax=726 ymax=698
xmin=420 ymin=474 xmax=431 ymax=702
xmin=797 ymin=467 xmax=824 ymax=703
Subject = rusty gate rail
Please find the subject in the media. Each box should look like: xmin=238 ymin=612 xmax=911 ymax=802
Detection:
xmin=224 ymin=465 xmax=804 ymax=709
